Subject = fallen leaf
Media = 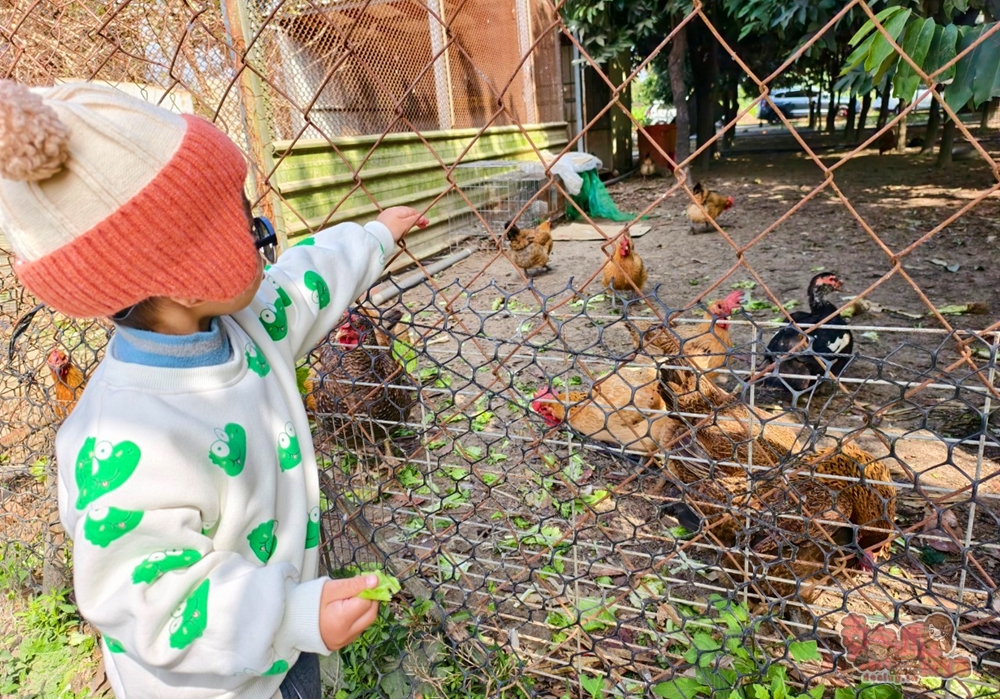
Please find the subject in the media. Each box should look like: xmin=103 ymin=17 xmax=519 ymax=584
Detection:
xmin=861 ymin=331 xmax=880 ymax=341
xmin=657 ymin=602 xmax=683 ymax=628
xmin=921 ymin=507 xmax=961 ymax=553
xmin=932 ymin=302 xmax=988 ymax=316
xmin=446 ymin=620 xmax=471 ymax=643
xmin=885 ymin=307 xmax=924 ymax=320
xmin=919 ymin=546 xmax=948 ymax=565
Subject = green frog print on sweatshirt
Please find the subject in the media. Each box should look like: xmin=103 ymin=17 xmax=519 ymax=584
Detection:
xmin=104 ymin=636 xmax=126 ymax=653
xmin=259 ymin=302 xmax=288 ymax=342
xmin=74 ymin=437 xmax=141 ymax=510
xmin=84 ymin=507 xmax=143 ymax=548
xmin=245 ymin=341 xmax=270 ymax=378
xmin=169 ymin=578 xmax=210 ymax=649
xmin=248 ymin=519 xmax=278 ymax=563
xmin=265 ymin=276 xmax=292 ymax=309
xmin=132 ymin=549 xmax=203 ymax=584
xmin=208 ymin=423 xmax=247 ymax=476
xmin=306 ymin=507 xmax=321 ymax=549
xmin=303 ymin=270 xmax=330 ymax=309
xmin=277 ymin=422 xmax=301 ymax=471
xmin=263 ymin=660 xmax=290 ymax=676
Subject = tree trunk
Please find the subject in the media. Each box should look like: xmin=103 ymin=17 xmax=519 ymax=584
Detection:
xmin=922 ymin=97 xmax=941 ymax=153
xmin=825 ymin=90 xmax=839 ymax=133
xmin=895 ymin=99 xmax=909 ymax=151
xmin=809 ymin=99 xmax=818 ymax=130
xmin=981 ymin=96 xmax=1000 ymax=129
xmin=844 ymin=94 xmax=858 ymax=141
xmin=723 ymin=82 xmax=738 ymax=149
xmin=690 ymin=29 xmax=718 ymax=171
xmin=668 ymin=22 xmax=690 ymax=176
xmin=876 ymin=88 xmax=892 ymax=130
xmin=857 ymin=92 xmax=873 ymax=139
xmin=609 ymin=54 xmax=633 ymax=173
xmin=936 ymin=116 xmax=956 ymax=168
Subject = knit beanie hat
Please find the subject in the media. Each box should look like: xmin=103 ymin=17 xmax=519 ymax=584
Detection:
xmin=0 ymin=80 xmax=259 ymax=318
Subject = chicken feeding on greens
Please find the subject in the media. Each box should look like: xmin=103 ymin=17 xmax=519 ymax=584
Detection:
xmin=529 ymin=356 xmax=896 ymax=606
xmin=47 ymin=348 xmax=87 ymax=420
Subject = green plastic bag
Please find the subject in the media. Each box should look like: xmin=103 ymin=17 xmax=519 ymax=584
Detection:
xmin=567 ymin=169 xmax=635 ymax=222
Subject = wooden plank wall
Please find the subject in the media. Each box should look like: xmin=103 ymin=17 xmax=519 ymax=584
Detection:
xmin=271 ymin=123 xmax=569 ymax=268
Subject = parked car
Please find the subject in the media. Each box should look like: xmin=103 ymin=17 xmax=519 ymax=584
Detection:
xmin=758 ymin=87 xmax=933 ymax=124
xmin=842 ymin=90 xmax=934 ymax=113
xmin=757 ymin=88 xmax=840 ymax=124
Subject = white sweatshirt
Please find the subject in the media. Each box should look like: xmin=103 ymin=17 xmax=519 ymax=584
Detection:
xmin=55 ymin=221 xmax=397 ymax=699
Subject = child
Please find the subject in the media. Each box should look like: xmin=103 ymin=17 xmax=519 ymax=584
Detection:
xmin=0 ymin=79 xmax=427 ymax=698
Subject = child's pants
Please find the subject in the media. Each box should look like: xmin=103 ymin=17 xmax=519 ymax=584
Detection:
xmin=278 ymin=653 xmax=321 ymax=699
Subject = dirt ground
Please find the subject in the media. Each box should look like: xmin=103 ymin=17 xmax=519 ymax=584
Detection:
xmin=408 ymin=123 xmax=1000 ymax=437
xmin=441 ymin=123 xmax=1000 ymax=333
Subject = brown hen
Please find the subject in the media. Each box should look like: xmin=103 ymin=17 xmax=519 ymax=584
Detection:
xmin=626 ymin=290 xmax=745 ymax=380
xmin=602 ymin=233 xmax=647 ymax=307
xmin=687 ymin=182 xmax=734 ymax=233
xmin=506 ymin=220 xmax=553 ymax=275
xmin=530 ymin=364 xmax=680 ymax=453
xmin=307 ymin=307 xmax=416 ymax=449
xmin=658 ymin=362 xmax=897 ymax=602
xmin=530 ymin=358 xmax=790 ymax=473
xmin=741 ymin=442 xmax=898 ymax=602
xmin=47 ymin=348 xmax=87 ymax=420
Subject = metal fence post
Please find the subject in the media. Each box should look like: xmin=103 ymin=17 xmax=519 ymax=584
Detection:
xmin=428 ymin=0 xmax=454 ymax=131
xmin=220 ymin=0 xmax=288 ymax=249
xmin=516 ymin=0 xmax=538 ymax=125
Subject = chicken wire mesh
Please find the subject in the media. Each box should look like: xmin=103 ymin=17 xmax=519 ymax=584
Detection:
xmin=2 ymin=0 xmax=1000 ymax=698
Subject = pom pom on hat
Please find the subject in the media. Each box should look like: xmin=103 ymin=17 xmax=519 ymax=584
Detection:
xmin=0 ymin=80 xmax=260 ymax=318
xmin=0 ymin=80 xmax=70 ymax=182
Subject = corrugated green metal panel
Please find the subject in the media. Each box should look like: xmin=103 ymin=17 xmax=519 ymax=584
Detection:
xmin=272 ymin=123 xmax=569 ymax=241
xmin=272 ymin=126 xmax=567 ymax=187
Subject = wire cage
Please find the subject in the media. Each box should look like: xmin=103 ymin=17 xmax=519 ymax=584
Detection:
xmin=448 ymin=160 xmax=565 ymax=242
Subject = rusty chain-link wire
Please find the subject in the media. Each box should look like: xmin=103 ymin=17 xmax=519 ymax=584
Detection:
xmin=3 ymin=0 xmax=1000 ymax=697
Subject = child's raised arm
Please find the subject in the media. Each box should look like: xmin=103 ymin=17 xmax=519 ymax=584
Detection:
xmin=245 ymin=206 xmax=427 ymax=362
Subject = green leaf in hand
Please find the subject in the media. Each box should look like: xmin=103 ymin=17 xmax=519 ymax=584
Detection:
xmin=357 ymin=571 xmax=402 ymax=601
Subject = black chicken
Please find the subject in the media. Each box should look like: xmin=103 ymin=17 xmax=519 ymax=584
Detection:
xmin=762 ymin=272 xmax=854 ymax=393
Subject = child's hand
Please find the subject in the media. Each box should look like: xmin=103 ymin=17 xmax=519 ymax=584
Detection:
xmin=376 ymin=206 xmax=429 ymax=243
xmin=318 ymin=575 xmax=380 ymax=650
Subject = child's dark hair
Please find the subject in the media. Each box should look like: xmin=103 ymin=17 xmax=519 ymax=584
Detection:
xmin=110 ymin=298 xmax=161 ymax=330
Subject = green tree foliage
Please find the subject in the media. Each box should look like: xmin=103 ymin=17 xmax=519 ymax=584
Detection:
xmin=842 ymin=2 xmax=1000 ymax=112
xmin=561 ymin=0 xmax=689 ymax=65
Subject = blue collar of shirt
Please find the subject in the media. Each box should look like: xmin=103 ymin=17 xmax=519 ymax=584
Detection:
xmin=112 ymin=317 xmax=232 ymax=368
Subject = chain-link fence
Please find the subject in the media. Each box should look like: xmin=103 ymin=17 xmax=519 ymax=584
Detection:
xmin=3 ymin=0 xmax=1000 ymax=697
